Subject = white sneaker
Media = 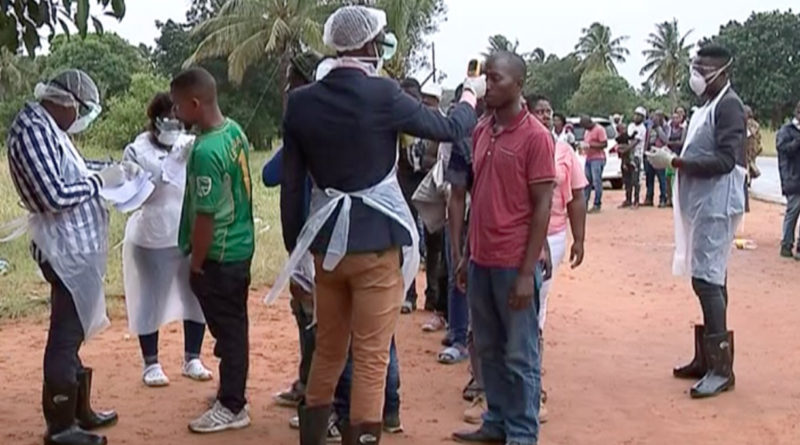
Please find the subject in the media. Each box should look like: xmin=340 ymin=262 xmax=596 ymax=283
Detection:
xmin=182 ymin=358 xmax=213 ymax=381
xmin=143 ymin=363 xmax=169 ymax=387
xmin=188 ymin=401 xmax=250 ymax=434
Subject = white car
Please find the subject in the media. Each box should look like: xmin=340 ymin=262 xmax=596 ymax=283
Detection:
xmin=568 ymin=117 xmax=623 ymax=190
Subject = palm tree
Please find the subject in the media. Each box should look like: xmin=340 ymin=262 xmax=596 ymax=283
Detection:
xmin=185 ymin=0 xmax=333 ymax=90
xmin=641 ymin=19 xmax=694 ymax=108
xmin=526 ymin=47 xmax=546 ymax=65
xmin=574 ymin=22 xmax=629 ymax=74
xmin=483 ymin=34 xmax=519 ymax=57
xmin=379 ymin=0 xmax=442 ymax=78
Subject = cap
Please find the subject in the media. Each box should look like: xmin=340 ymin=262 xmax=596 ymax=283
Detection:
xmin=421 ymin=83 xmax=443 ymax=100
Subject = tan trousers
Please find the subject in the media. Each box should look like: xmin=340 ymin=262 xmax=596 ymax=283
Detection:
xmin=305 ymin=248 xmax=403 ymax=423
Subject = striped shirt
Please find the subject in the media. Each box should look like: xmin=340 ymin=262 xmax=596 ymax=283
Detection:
xmin=6 ymin=102 xmax=109 ymax=260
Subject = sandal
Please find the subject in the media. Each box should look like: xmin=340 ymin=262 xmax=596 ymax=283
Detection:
xmin=422 ymin=314 xmax=446 ymax=332
xmin=438 ymin=344 xmax=469 ymax=365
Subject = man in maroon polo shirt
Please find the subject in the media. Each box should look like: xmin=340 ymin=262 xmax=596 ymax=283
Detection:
xmin=453 ymin=51 xmax=555 ymax=445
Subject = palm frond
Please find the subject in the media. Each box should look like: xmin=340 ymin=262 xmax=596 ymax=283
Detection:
xmin=227 ymin=29 xmax=270 ymax=84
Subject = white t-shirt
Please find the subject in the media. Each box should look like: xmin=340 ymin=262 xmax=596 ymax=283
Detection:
xmin=627 ymin=122 xmax=647 ymax=159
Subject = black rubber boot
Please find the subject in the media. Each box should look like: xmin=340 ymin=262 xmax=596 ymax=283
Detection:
xmin=43 ymin=382 xmax=107 ymax=445
xmin=298 ymin=403 xmax=330 ymax=445
xmin=76 ymin=368 xmax=118 ymax=430
xmin=343 ymin=422 xmax=382 ymax=445
xmin=690 ymin=331 xmax=735 ymax=399
xmin=673 ymin=325 xmax=706 ymax=379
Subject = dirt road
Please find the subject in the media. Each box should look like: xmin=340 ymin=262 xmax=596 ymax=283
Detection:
xmin=2 ymin=192 xmax=799 ymax=445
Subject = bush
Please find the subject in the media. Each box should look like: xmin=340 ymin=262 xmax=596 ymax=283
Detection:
xmin=84 ymin=72 xmax=170 ymax=151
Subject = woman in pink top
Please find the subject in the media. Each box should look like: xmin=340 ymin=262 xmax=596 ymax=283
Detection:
xmin=527 ymin=94 xmax=588 ymax=422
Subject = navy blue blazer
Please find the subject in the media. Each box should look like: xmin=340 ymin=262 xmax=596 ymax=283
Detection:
xmin=281 ymin=68 xmax=477 ymax=254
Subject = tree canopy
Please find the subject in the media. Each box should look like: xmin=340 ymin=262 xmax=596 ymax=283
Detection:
xmin=641 ymin=19 xmax=693 ymax=109
xmin=0 ymin=0 xmax=126 ymax=55
xmin=704 ymin=10 xmax=800 ymax=126
xmin=574 ymin=22 xmax=629 ymax=74
xmin=42 ymin=32 xmax=147 ymax=101
xmin=568 ymin=70 xmax=637 ymax=117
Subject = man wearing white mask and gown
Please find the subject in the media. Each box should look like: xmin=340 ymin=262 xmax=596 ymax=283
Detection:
xmin=122 ymin=92 xmax=213 ymax=387
xmin=646 ymin=45 xmax=746 ymax=399
xmin=6 ymin=69 xmax=140 ymax=445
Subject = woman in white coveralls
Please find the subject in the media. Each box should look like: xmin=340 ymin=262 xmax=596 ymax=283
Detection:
xmin=122 ymin=92 xmax=212 ymax=386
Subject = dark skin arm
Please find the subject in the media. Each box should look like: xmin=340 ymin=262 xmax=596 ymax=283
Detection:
xmin=190 ymin=214 xmax=214 ymax=274
xmin=567 ymin=188 xmax=587 ymax=268
xmin=448 ymin=185 xmax=467 ymax=280
xmin=510 ymin=181 xmax=554 ymax=310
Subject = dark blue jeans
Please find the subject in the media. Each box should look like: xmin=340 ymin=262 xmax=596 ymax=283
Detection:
xmin=584 ymin=158 xmax=606 ymax=208
xmin=333 ymin=337 xmax=400 ymax=421
xmin=644 ymin=158 xmax=667 ymax=204
xmin=444 ymin=227 xmax=469 ymax=346
xmin=468 ymin=262 xmax=542 ymax=445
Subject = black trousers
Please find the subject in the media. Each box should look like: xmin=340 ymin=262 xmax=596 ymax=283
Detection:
xmin=423 ymin=228 xmax=448 ymax=315
xmin=190 ymin=259 xmax=251 ymax=414
xmin=290 ymin=295 xmax=315 ymax=386
xmin=41 ymin=261 xmax=85 ymax=387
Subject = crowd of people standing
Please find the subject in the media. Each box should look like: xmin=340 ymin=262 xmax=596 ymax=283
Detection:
xmin=5 ymin=3 xmax=800 ymax=445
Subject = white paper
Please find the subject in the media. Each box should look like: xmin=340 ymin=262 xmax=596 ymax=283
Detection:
xmin=115 ymin=180 xmax=155 ymax=213
xmin=100 ymin=171 xmax=151 ymax=203
xmin=100 ymin=171 xmax=156 ymax=213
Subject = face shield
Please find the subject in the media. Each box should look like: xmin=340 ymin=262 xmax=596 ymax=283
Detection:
xmin=34 ymin=69 xmax=102 ymax=134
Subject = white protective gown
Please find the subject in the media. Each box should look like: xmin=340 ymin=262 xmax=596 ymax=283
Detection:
xmin=672 ymin=83 xmax=746 ymax=286
xmin=122 ymin=132 xmax=205 ymax=335
xmin=266 ymin=163 xmax=419 ymax=305
xmin=29 ymin=127 xmax=111 ymax=340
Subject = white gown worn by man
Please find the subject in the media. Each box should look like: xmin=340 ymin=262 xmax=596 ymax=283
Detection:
xmin=646 ymin=45 xmax=746 ymax=400
xmin=6 ymin=69 xmax=140 ymax=445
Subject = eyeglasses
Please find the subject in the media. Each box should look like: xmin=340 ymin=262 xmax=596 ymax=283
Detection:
xmin=50 ymin=79 xmax=92 ymax=113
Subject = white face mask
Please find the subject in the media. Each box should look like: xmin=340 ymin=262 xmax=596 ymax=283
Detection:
xmin=689 ymin=60 xmax=732 ymax=97
xmin=67 ymin=103 xmax=101 ymax=134
xmin=157 ymin=130 xmax=182 ymax=147
xmin=793 ymin=118 xmax=800 ymax=129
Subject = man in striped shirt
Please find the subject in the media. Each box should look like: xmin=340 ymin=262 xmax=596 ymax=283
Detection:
xmin=7 ymin=69 xmax=136 ymax=445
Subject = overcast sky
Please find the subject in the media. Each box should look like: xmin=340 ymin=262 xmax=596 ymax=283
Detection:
xmin=101 ymin=0 xmax=795 ymax=90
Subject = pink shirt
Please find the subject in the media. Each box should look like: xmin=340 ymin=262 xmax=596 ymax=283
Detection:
xmin=584 ymin=124 xmax=608 ymax=160
xmin=469 ymin=110 xmax=556 ymax=268
xmin=548 ymin=141 xmax=588 ymax=235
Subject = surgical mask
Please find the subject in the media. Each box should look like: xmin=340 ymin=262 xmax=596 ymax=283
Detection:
xmin=793 ymin=118 xmax=800 ymax=130
xmin=155 ymin=118 xmax=184 ymax=146
xmin=157 ymin=130 xmax=182 ymax=146
xmin=689 ymin=60 xmax=732 ymax=97
xmin=67 ymin=102 xmax=101 ymax=134
xmin=355 ymin=32 xmax=397 ymax=74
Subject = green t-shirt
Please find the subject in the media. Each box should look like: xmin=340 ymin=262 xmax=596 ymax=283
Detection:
xmin=179 ymin=118 xmax=254 ymax=263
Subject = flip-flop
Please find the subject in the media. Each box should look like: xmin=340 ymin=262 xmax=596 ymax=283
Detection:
xmin=438 ymin=345 xmax=469 ymax=365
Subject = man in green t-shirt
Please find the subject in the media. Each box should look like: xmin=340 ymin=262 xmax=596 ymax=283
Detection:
xmin=170 ymin=67 xmax=254 ymax=434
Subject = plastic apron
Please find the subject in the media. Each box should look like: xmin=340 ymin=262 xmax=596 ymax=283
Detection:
xmin=265 ymin=165 xmax=420 ymax=304
xmin=672 ymin=83 xmax=746 ymax=286
xmin=122 ymin=134 xmax=205 ymax=334
xmin=30 ymin=131 xmax=111 ymax=340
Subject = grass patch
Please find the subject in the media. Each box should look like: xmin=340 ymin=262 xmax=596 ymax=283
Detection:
xmin=0 ymin=145 xmax=284 ymax=320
